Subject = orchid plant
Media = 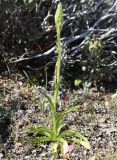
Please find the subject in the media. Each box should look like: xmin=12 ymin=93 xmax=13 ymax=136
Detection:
xmin=28 ymin=2 xmax=90 ymax=158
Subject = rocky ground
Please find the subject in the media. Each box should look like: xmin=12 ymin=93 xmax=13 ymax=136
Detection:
xmin=0 ymin=0 xmax=117 ymax=159
xmin=0 ymin=74 xmax=117 ymax=160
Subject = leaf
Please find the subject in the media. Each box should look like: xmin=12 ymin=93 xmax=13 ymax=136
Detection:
xmin=61 ymin=139 xmax=69 ymax=156
xmin=60 ymin=130 xmax=82 ymax=138
xmin=28 ymin=126 xmax=53 ymax=137
xmin=57 ymin=123 xmax=65 ymax=135
xmin=31 ymin=136 xmax=51 ymax=145
xmin=53 ymin=81 xmax=60 ymax=108
xmin=39 ymin=89 xmax=57 ymax=128
xmin=60 ymin=130 xmax=90 ymax=150
xmin=39 ymin=89 xmax=54 ymax=113
xmin=72 ymin=138 xmax=90 ymax=150
xmin=79 ymin=140 xmax=91 ymax=150
xmin=51 ymin=142 xmax=59 ymax=153
xmin=56 ymin=105 xmax=80 ymax=128
xmin=74 ymin=79 xmax=82 ymax=87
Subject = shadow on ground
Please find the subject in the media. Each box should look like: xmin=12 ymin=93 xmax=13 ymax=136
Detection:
xmin=0 ymin=107 xmax=11 ymax=144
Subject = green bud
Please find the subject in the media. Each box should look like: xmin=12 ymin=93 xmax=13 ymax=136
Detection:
xmin=55 ymin=2 xmax=64 ymax=32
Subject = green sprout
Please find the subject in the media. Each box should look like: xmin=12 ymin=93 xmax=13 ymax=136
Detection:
xmin=89 ymin=34 xmax=104 ymax=58
xmin=28 ymin=2 xmax=90 ymax=158
xmin=83 ymin=34 xmax=105 ymax=84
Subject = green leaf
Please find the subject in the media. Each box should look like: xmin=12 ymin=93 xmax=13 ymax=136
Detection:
xmin=57 ymin=137 xmax=69 ymax=155
xmin=28 ymin=126 xmax=53 ymax=137
xmin=39 ymin=89 xmax=57 ymax=130
xmin=79 ymin=140 xmax=91 ymax=150
xmin=60 ymin=130 xmax=90 ymax=150
xmin=31 ymin=136 xmax=51 ymax=145
xmin=72 ymin=138 xmax=90 ymax=150
xmin=61 ymin=130 xmax=87 ymax=141
xmin=61 ymin=139 xmax=69 ymax=156
xmin=39 ymin=90 xmax=54 ymax=113
xmin=53 ymin=81 xmax=60 ymax=108
xmin=57 ymin=123 xmax=65 ymax=135
xmin=74 ymin=79 xmax=82 ymax=87
xmin=51 ymin=142 xmax=59 ymax=153
xmin=56 ymin=105 xmax=80 ymax=128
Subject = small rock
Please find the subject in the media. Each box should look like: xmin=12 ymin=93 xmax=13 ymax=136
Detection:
xmin=32 ymin=149 xmax=36 ymax=154
xmin=98 ymin=117 xmax=106 ymax=123
xmin=89 ymin=156 xmax=96 ymax=160
xmin=0 ymin=153 xmax=3 ymax=159
xmin=27 ymin=109 xmax=32 ymax=114
xmin=24 ymin=156 xmax=31 ymax=159
xmin=15 ymin=142 xmax=22 ymax=149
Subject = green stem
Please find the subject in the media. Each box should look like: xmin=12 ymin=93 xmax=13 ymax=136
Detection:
xmin=45 ymin=64 xmax=48 ymax=89
xmin=56 ymin=30 xmax=61 ymax=84
xmin=52 ymin=2 xmax=63 ymax=140
xmin=53 ymin=30 xmax=61 ymax=140
xmin=54 ymin=30 xmax=61 ymax=107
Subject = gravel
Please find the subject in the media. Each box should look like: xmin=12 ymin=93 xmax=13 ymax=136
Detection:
xmin=0 ymin=76 xmax=117 ymax=160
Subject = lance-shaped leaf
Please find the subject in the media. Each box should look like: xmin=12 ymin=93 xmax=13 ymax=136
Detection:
xmin=39 ymin=89 xmax=55 ymax=117
xmin=57 ymin=123 xmax=65 ymax=135
xmin=31 ymin=136 xmax=51 ymax=145
xmin=51 ymin=142 xmax=59 ymax=153
xmin=39 ymin=90 xmax=53 ymax=108
xmin=61 ymin=139 xmax=69 ymax=156
xmin=28 ymin=126 xmax=53 ymax=137
xmin=72 ymin=138 xmax=90 ymax=150
xmin=56 ymin=105 xmax=80 ymax=128
xmin=53 ymin=81 xmax=60 ymax=108
xmin=60 ymin=130 xmax=90 ymax=150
